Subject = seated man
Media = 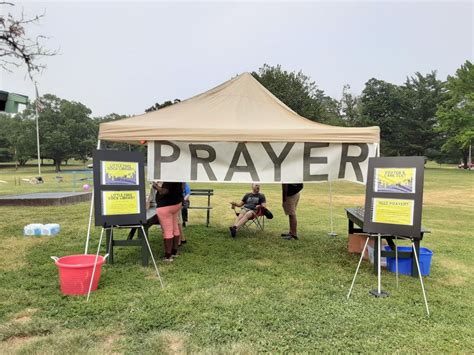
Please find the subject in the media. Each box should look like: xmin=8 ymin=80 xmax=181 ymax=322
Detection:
xmin=229 ymin=183 xmax=266 ymax=238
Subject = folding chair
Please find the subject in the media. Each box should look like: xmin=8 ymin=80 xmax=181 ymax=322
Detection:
xmin=232 ymin=206 xmax=265 ymax=232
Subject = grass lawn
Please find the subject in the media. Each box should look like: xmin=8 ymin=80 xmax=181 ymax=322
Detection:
xmin=0 ymin=164 xmax=473 ymax=353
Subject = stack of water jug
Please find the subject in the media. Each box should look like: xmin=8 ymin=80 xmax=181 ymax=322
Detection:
xmin=24 ymin=223 xmax=60 ymax=236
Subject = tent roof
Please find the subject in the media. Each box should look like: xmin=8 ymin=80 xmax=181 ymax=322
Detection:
xmin=99 ymin=72 xmax=379 ymax=143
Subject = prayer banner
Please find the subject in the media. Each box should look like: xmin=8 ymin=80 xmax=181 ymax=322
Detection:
xmin=148 ymin=141 xmax=378 ymax=184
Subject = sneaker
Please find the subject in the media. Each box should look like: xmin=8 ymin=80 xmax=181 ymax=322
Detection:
xmin=172 ymin=253 xmax=179 ymax=258
xmin=181 ymin=240 xmax=187 ymax=244
xmin=283 ymin=234 xmax=298 ymax=240
xmin=229 ymin=226 xmax=237 ymax=238
xmin=281 ymin=232 xmax=291 ymax=237
xmin=163 ymin=257 xmax=173 ymax=262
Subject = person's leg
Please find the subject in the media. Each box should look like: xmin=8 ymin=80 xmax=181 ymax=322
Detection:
xmin=171 ymin=204 xmax=181 ymax=256
xmin=235 ymin=210 xmax=256 ymax=229
xmin=182 ymin=201 xmax=189 ymax=225
xmin=230 ymin=208 xmax=253 ymax=237
xmin=234 ymin=210 xmax=244 ymax=225
xmin=289 ymin=214 xmax=297 ymax=236
xmin=283 ymin=193 xmax=299 ymax=239
xmin=282 ymin=200 xmax=291 ymax=236
xmin=156 ymin=206 xmax=175 ymax=260
xmin=177 ymin=207 xmax=186 ymax=244
xmin=291 ymin=193 xmax=300 ymax=238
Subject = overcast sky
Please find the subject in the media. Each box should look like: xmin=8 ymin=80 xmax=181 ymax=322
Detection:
xmin=1 ymin=1 xmax=473 ymax=116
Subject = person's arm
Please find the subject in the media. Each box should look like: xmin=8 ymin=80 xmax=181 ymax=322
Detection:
xmin=230 ymin=200 xmax=245 ymax=208
xmin=153 ymin=181 xmax=169 ymax=195
xmin=183 ymin=183 xmax=191 ymax=200
xmin=230 ymin=194 xmax=246 ymax=208
xmin=146 ymin=186 xmax=155 ymax=209
xmin=258 ymin=194 xmax=267 ymax=209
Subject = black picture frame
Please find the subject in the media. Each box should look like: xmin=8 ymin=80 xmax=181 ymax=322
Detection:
xmin=363 ymin=156 xmax=424 ymax=239
xmin=93 ymin=150 xmax=146 ymax=227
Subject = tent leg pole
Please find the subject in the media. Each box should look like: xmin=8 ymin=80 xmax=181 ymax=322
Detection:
xmin=347 ymin=236 xmax=369 ymax=299
xmin=140 ymin=225 xmax=164 ymax=288
xmin=395 ymin=236 xmax=399 ymax=289
xmin=327 ymin=181 xmax=337 ymax=237
xmin=370 ymin=234 xmax=389 ymax=297
xmin=84 ymin=139 xmax=101 ymax=254
xmin=87 ymin=227 xmax=104 ymax=302
xmin=412 ymin=242 xmax=430 ymax=316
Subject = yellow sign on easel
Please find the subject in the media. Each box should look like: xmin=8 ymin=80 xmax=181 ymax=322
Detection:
xmin=101 ymin=161 xmax=139 ymax=185
xmin=371 ymin=198 xmax=414 ymax=226
xmin=102 ymin=191 xmax=140 ymax=216
xmin=374 ymin=168 xmax=416 ymax=193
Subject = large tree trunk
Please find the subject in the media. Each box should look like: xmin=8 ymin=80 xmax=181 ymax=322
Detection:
xmin=461 ymin=154 xmax=468 ymax=169
xmin=55 ymin=159 xmax=62 ymax=172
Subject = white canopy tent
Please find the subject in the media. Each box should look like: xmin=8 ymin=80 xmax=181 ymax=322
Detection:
xmin=98 ymin=73 xmax=379 ymax=185
xmin=99 ymin=72 xmax=379 ymax=144
xmin=86 ymin=72 xmax=381 ymax=299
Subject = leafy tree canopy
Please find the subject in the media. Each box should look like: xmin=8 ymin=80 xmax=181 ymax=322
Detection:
xmin=252 ymin=64 xmax=343 ymax=125
xmin=436 ymin=60 xmax=474 ymax=167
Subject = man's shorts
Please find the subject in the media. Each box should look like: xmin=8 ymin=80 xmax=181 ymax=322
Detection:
xmin=283 ymin=193 xmax=300 ymax=216
xmin=240 ymin=207 xmax=256 ymax=217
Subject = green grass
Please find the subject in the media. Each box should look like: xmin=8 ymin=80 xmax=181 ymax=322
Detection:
xmin=0 ymin=164 xmax=473 ymax=353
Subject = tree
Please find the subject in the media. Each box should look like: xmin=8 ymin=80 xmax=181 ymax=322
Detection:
xmin=252 ymin=64 xmax=344 ymax=125
xmin=355 ymin=73 xmax=448 ymax=157
xmin=0 ymin=113 xmax=36 ymax=165
xmin=0 ymin=114 xmax=13 ymax=161
xmin=0 ymin=2 xmax=55 ymax=74
xmin=357 ymin=78 xmax=412 ymax=156
xmin=340 ymin=84 xmax=361 ymax=126
xmin=20 ymin=94 xmax=97 ymax=171
xmin=403 ymin=71 xmax=447 ymax=157
xmin=436 ymin=61 xmax=474 ymax=168
xmin=145 ymin=99 xmax=181 ymax=113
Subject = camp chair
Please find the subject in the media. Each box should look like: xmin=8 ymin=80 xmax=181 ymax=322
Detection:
xmin=232 ymin=206 xmax=266 ymax=232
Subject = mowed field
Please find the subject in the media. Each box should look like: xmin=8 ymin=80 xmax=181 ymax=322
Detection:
xmin=0 ymin=163 xmax=473 ymax=353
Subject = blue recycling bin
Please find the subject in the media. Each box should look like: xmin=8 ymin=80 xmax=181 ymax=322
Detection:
xmin=384 ymin=246 xmax=433 ymax=276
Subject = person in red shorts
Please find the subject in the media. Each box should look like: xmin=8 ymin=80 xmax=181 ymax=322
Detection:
xmin=153 ymin=181 xmax=183 ymax=262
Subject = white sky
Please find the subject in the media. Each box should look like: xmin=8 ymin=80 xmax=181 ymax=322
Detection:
xmin=1 ymin=1 xmax=473 ymax=117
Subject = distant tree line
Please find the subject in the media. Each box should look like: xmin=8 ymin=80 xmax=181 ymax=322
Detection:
xmin=252 ymin=61 xmax=473 ymax=166
xmin=1 ymin=61 xmax=472 ymax=171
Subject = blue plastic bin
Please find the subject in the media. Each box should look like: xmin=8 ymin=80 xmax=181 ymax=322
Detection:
xmin=384 ymin=246 xmax=433 ymax=276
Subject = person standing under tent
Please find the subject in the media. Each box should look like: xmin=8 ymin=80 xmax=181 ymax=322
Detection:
xmin=281 ymin=183 xmax=303 ymax=240
xmin=153 ymin=181 xmax=183 ymax=261
xmin=181 ymin=182 xmax=191 ymax=227
xmin=177 ymin=182 xmax=191 ymax=245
